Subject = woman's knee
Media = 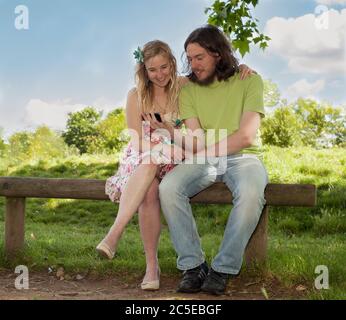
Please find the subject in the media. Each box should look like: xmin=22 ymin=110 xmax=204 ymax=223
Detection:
xmin=139 ymin=157 xmax=159 ymax=174
xmin=142 ymin=180 xmax=160 ymax=205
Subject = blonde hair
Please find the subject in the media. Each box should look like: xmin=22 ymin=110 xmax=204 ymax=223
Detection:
xmin=135 ymin=40 xmax=180 ymax=117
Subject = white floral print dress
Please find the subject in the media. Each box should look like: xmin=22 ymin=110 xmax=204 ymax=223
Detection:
xmin=105 ymin=113 xmax=178 ymax=202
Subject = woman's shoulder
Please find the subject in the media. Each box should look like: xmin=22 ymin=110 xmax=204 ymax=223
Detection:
xmin=127 ymin=87 xmax=138 ymax=98
xmin=126 ymin=87 xmax=140 ymax=112
xmin=126 ymin=87 xmax=140 ymax=106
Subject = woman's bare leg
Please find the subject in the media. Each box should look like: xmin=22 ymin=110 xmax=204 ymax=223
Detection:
xmin=138 ymin=178 xmax=161 ymax=282
xmin=100 ymin=161 xmax=158 ymax=252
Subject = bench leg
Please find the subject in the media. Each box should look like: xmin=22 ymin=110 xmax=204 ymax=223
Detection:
xmin=245 ymin=205 xmax=268 ymax=266
xmin=5 ymin=197 xmax=26 ymax=256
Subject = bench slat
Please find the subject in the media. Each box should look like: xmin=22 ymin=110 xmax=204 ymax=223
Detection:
xmin=191 ymin=182 xmax=317 ymax=207
xmin=0 ymin=177 xmax=316 ymax=207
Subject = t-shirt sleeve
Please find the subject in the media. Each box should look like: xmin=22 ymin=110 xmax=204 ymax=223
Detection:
xmin=243 ymin=74 xmax=265 ymax=118
xmin=179 ymin=86 xmax=198 ymax=120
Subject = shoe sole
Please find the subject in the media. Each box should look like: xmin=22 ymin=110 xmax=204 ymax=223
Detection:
xmin=141 ymin=286 xmax=160 ymax=291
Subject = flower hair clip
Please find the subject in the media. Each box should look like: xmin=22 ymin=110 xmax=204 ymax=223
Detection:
xmin=173 ymin=119 xmax=182 ymax=128
xmin=133 ymin=46 xmax=144 ymax=64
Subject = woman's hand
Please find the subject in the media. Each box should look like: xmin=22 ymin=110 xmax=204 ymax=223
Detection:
xmin=142 ymin=112 xmax=175 ymax=136
xmin=142 ymin=113 xmax=163 ymax=130
xmin=239 ymin=64 xmax=257 ymax=80
xmin=161 ymin=144 xmax=184 ymax=163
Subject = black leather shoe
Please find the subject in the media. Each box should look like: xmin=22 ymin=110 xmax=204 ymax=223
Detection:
xmin=177 ymin=262 xmax=209 ymax=293
xmin=201 ymin=268 xmax=229 ymax=295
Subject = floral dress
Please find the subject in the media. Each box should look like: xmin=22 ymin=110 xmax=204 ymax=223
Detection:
xmin=105 ymin=113 xmax=178 ymax=202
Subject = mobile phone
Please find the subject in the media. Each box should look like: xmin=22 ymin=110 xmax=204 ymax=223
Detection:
xmin=154 ymin=113 xmax=162 ymax=122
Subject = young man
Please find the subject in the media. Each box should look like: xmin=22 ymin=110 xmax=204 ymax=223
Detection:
xmin=159 ymin=25 xmax=269 ymax=295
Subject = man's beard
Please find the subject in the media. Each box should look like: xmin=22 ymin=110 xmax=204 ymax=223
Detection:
xmin=192 ymin=69 xmax=217 ymax=86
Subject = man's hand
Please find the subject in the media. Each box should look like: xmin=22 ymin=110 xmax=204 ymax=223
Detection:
xmin=161 ymin=144 xmax=184 ymax=163
xmin=239 ymin=64 xmax=257 ymax=80
xmin=185 ymin=111 xmax=261 ymax=158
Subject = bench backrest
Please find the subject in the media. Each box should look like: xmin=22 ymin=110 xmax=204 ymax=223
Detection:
xmin=0 ymin=177 xmax=317 ymax=207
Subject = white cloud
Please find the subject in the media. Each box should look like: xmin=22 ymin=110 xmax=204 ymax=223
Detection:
xmin=284 ymin=79 xmax=326 ymax=101
xmin=316 ymin=0 xmax=346 ymax=5
xmin=265 ymin=9 xmax=346 ymax=75
xmin=24 ymin=98 xmax=124 ymax=131
xmin=93 ymin=97 xmax=125 ymax=112
xmin=24 ymin=99 xmax=88 ymax=131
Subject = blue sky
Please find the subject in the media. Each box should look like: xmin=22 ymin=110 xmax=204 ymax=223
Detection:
xmin=0 ymin=0 xmax=345 ymax=138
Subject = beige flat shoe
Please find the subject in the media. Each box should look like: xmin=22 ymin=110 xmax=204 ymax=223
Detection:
xmin=96 ymin=241 xmax=115 ymax=260
xmin=141 ymin=279 xmax=160 ymax=291
xmin=141 ymin=268 xmax=160 ymax=291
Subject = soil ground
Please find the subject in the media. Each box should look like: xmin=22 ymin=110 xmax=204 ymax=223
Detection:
xmin=0 ymin=270 xmax=308 ymax=300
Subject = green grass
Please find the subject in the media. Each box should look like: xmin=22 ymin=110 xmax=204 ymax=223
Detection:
xmin=0 ymin=146 xmax=345 ymax=299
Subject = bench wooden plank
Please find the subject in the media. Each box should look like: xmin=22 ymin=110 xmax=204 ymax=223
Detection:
xmin=245 ymin=205 xmax=268 ymax=266
xmin=5 ymin=197 xmax=25 ymax=256
xmin=192 ymin=182 xmax=317 ymax=207
xmin=0 ymin=176 xmax=317 ymax=262
xmin=0 ymin=177 xmax=317 ymax=206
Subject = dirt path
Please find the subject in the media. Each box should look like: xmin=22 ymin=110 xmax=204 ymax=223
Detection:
xmin=0 ymin=270 xmax=308 ymax=300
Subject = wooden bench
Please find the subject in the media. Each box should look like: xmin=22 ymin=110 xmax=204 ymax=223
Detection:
xmin=0 ymin=177 xmax=317 ymax=264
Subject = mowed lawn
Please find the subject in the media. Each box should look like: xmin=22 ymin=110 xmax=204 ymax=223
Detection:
xmin=0 ymin=147 xmax=345 ymax=299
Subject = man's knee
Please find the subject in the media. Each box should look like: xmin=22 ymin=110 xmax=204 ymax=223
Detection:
xmin=159 ymin=173 xmax=177 ymax=200
xmin=234 ymin=179 xmax=266 ymax=205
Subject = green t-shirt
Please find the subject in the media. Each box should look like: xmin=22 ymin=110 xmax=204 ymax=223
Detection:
xmin=179 ymin=73 xmax=265 ymax=155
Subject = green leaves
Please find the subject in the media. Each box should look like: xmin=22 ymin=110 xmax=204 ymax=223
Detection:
xmin=261 ymin=97 xmax=346 ymax=148
xmin=62 ymin=107 xmax=102 ymax=154
xmin=0 ymin=128 xmax=6 ymax=157
xmin=62 ymin=107 xmax=128 ymax=155
xmin=88 ymin=109 xmax=128 ymax=154
xmin=232 ymin=39 xmax=250 ymax=57
xmin=6 ymin=126 xmax=73 ymax=164
xmin=206 ymin=0 xmax=271 ymax=57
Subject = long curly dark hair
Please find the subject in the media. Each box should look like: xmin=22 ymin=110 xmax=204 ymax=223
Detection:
xmin=183 ymin=25 xmax=239 ymax=82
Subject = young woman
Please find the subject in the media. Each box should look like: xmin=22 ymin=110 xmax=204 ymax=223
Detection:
xmin=97 ymin=40 xmax=254 ymax=291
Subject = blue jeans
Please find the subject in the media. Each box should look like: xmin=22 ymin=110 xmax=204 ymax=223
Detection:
xmin=159 ymin=154 xmax=269 ymax=275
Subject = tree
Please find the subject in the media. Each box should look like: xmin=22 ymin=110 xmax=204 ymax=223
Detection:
xmin=87 ymin=108 xmax=128 ymax=154
xmin=0 ymin=128 xmax=7 ymax=157
xmin=263 ymin=79 xmax=285 ymax=108
xmin=62 ymin=107 xmax=101 ymax=154
xmin=8 ymin=131 xmax=33 ymax=162
xmin=261 ymin=107 xmax=302 ymax=147
xmin=28 ymin=126 xmax=73 ymax=159
xmin=7 ymin=126 xmax=74 ymax=163
xmin=292 ymin=99 xmax=346 ymax=148
xmin=261 ymin=98 xmax=346 ymax=148
xmin=205 ymin=0 xmax=270 ymax=57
